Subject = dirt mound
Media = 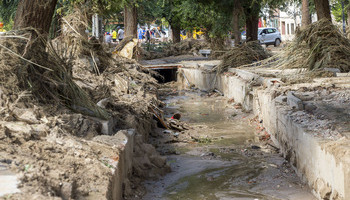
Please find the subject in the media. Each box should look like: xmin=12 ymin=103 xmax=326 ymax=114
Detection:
xmin=215 ymin=41 xmax=271 ymax=73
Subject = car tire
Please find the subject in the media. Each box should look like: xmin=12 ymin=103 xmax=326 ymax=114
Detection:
xmin=274 ymin=38 xmax=281 ymax=47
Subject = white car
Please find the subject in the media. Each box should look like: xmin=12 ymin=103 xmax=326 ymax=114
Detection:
xmin=241 ymin=27 xmax=282 ymax=47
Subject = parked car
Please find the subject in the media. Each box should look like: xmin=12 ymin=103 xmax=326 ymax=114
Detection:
xmin=241 ymin=27 xmax=282 ymax=47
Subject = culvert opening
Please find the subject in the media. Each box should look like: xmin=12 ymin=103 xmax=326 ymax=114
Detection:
xmin=145 ymin=65 xmax=181 ymax=83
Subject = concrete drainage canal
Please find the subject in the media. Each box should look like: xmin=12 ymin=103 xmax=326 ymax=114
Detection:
xmin=142 ymin=66 xmax=316 ymax=200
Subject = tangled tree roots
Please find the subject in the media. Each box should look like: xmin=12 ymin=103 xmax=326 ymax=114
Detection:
xmin=215 ymin=41 xmax=271 ymax=73
xmin=0 ymin=29 xmax=110 ymax=120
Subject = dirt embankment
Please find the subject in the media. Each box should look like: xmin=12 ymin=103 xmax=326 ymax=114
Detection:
xmin=0 ymin=24 xmax=170 ymax=199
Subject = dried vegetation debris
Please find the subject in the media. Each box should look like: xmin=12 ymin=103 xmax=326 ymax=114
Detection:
xmin=139 ymin=39 xmax=210 ymax=60
xmin=215 ymin=41 xmax=271 ymax=73
xmin=0 ymin=12 xmax=170 ymax=199
xmin=242 ymin=20 xmax=350 ymax=83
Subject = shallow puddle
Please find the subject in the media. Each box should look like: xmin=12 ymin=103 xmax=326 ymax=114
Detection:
xmin=143 ymin=90 xmax=315 ymax=200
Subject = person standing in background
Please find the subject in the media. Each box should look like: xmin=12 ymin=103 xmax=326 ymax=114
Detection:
xmin=105 ymin=32 xmax=112 ymax=43
xmin=145 ymin=29 xmax=151 ymax=43
xmin=112 ymin=29 xmax=117 ymax=43
xmin=118 ymin=28 xmax=124 ymax=41
xmin=138 ymin=28 xmax=143 ymax=44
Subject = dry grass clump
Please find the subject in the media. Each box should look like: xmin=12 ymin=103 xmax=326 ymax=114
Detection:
xmin=293 ymin=19 xmax=350 ymax=72
xmin=215 ymin=41 xmax=271 ymax=73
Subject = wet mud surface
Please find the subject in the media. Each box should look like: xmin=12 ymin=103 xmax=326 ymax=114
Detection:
xmin=143 ymin=89 xmax=316 ymax=200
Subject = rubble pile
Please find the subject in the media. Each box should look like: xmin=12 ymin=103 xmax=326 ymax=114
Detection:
xmin=275 ymin=87 xmax=350 ymax=140
xmin=0 ymin=20 xmax=170 ymax=199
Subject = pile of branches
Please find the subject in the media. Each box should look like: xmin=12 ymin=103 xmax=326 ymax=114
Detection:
xmin=247 ymin=19 xmax=350 ymax=75
xmin=214 ymin=41 xmax=271 ymax=73
xmin=57 ymin=9 xmax=114 ymax=74
xmin=228 ymin=20 xmax=350 ymax=83
xmin=292 ymin=19 xmax=350 ymax=72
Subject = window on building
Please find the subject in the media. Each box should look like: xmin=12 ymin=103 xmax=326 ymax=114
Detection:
xmin=291 ymin=23 xmax=295 ymax=34
xmin=287 ymin=24 xmax=290 ymax=35
xmin=281 ymin=21 xmax=286 ymax=35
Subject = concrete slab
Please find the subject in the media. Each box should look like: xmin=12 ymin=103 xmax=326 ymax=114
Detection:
xmin=287 ymin=92 xmax=304 ymax=110
xmin=0 ymin=165 xmax=20 ymax=197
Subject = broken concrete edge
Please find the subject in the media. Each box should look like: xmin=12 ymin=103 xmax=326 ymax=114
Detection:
xmin=104 ymin=129 xmax=135 ymax=200
xmin=178 ymin=63 xmax=350 ymax=200
xmin=254 ymin=89 xmax=350 ymax=200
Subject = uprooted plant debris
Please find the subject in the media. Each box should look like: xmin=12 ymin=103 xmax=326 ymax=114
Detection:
xmin=138 ymin=39 xmax=210 ymax=60
xmin=214 ymin=41 xmax=271 ymax=73
xmin=292 ymin=19 xmax=350 ymax=72
xmin=240 ymin=19 xmax=350 ymax=83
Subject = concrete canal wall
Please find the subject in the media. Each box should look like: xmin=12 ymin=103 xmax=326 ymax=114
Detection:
xmin=178 ymin=62 xmax=350 ymax=200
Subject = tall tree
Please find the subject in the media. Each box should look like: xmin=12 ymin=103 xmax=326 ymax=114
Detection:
xmin=124 ymin=2 xmax=137 ymax=38
xmin=302 ymin=0 xmax=311 ymax=28
xmin=314 ymin=0 xmax=332 ymax=21
xmin=14 ymin=0 xmax=58 ymax=35
xmin=232 ymin=0 xmax=242 ymax=46
xmin=348 ymin=5 xmax=350 ymax=26
xmin=243 ymin=0 xmax=260 ymax=41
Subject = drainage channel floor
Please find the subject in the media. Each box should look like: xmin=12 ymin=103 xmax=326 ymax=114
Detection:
xmin=142 ymin=89 xmax=316 ymax=200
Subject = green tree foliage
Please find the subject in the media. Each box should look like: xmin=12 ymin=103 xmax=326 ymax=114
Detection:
xmin=177 ymin=0 xmax=233 ymax=38
xmin=330 ymin=0 xmax=349 ymax=23
xmin=0 ymin=0 xmax=20 ymax=29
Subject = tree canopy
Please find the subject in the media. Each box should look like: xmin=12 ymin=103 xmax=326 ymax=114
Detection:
xmin=1 ymin=0 xmax=346 ymax=43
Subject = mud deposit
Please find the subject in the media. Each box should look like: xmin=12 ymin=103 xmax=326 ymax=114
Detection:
xmin=143 ymin=89 xmax=316 ymax=200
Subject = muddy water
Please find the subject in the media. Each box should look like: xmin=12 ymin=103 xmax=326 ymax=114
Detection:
xmin=143 ymin=90 xmax=315 ymax=200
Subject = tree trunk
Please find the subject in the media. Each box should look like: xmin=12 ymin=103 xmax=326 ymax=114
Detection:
xmin=232 ymin=0 xmax=242 ymax=46
xmin=172 ymin=25 xmax=181 ymax=43
xmin=232 ymin=14 xmax=240 ymax=45
xmin=245 ymin=14 xmax=259 ymax=42
xmin=347 ymin=7 xmax=350 ymax=26
xmin=243 ymin=0 xmax=260 ymax=42
xmin=302 ymin=0 xmax=311 ymax=28
xmin=124 ymin=4 xmax=137 ymax=38
xmin=14 ymin=0 xmax=58 ymax=35
xmin=314 ymin=0 xmax=332 ymax=21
